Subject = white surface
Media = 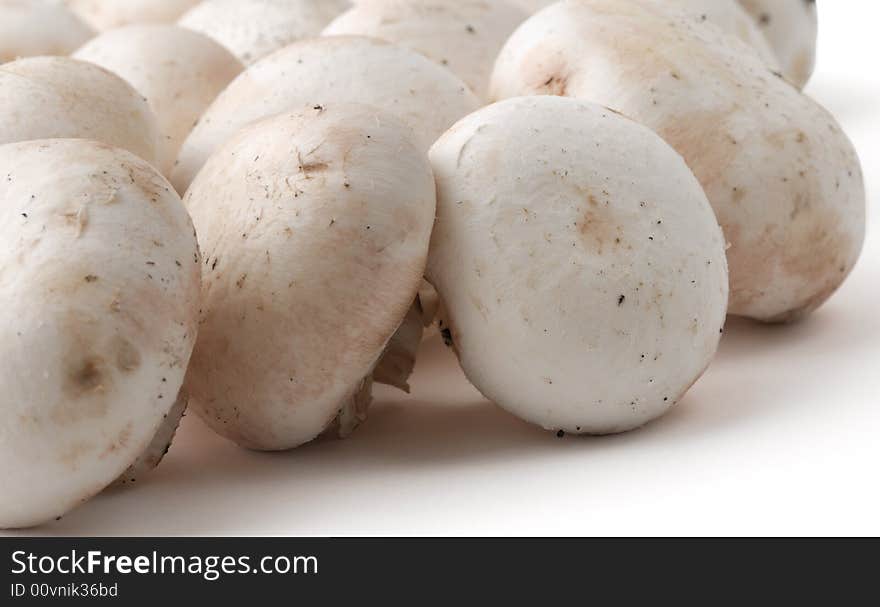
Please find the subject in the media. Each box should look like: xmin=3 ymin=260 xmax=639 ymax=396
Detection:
xmin=5 ymin=2 xmax=879 ymax=537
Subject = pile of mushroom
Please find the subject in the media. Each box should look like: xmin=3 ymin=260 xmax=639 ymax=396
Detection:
xmin=492 ymin=0 xmax=863 ymax=321
xmin=0 ymin=0 xmax=867 ymax=528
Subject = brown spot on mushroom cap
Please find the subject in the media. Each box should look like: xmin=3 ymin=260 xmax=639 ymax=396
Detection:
xmin=578 ymin=207 xmax=620 ymax=255
xmin=100 ymin=423 xmax=133 ymax=459
xmin=517 ymin=42 xmax=572 ymax=97
xmin=299 ymin=161 xmax=330 ymax=174
xmin=59 ymin=440 xmax=98 ymax=470
xmin=68 ymin=357 xmax=105 ymax=395
xmin=658 ymin=109 xmax=740 ymax=193
xmin=54 ymin=355 xmax=112 ymax=425
xmin=113 ymin=336 xmax=141 ymax=372
xmin=542 ymin=73 xmax=569 ymax=96
xmin=727 ymin=197 xmax=852 ymax=319
xmin=731 ymin=187 xmax=746 ymax=205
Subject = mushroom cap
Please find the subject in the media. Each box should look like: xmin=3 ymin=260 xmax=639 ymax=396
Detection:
xmin=184 ymin=104 xmax=436 ymax=451
xmin=508 ymin=0 xmax=780 ymax=71
xmin=74 ymin=25 xmax=243 ymax=176
xmin=427 ymin=96 xmax=729 ymax=434
xmin=66 ymin=0 xmax=200 ymax=30
xmin=323 ymin=0 xmax=527 ymax=100
xmin=0 ymin=0 xmax=95 ymax=64
xmin=738 ymin=0 xmax=817 ymax=89
xmin=491 ymin=0 xmax=865 ymax=321
xmin=509 ymin=0 xmax=555 ymax=12
xmin=674 ymin=0 xmax=779 ymax=70
xmin=0 ymin=56 xmax=163 ymax=170
xmin=172 ymin=35 xmax=479 ymax=193
xmin=0 ymin=139 xmax=200 ymax=529
xmin=178 ymin=0 xmax=351 ymax=65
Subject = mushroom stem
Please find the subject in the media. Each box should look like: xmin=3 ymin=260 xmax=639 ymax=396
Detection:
xmin=372 ymin=298 xmax=424 ymax=393
xmin=115 ymin=389 xmax=188 ymax=487
xmin=333 ymin=377 xmax=374 ymax=439
xmin=417 ymin=279 xmax=440 ymax=328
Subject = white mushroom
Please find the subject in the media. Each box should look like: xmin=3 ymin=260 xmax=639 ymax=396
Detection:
xmin=74 ymin=25 xmax=243 ymax=176
xmin=0 ymin=0 xmax=95 ymax=64
xmin=183 ymin=104 xmax=435 ymax=450
xmin=0 ymin=57 xmax=162 ymax=169
xmin=508 ymin=0 xmax=781 ymax=71
xmin=674 ymin=0 xmax=779 ymax=69
xmin=738 ymin=0 xmax=818 ymax=88
xmin=427 ymin=96 xmax=729 ymax=435
xmin=178 ymin=0 xmax=351 ymax=65
xmin=0 ymin=139 xmax=200 ymax=529
xmin=491 ymin=0 xmax=865 ymax=322
xmin=172 ymin=35 xmax=480 ymax=193
xmin=66 ymin=0 xmax=200 ymax=30
xmin=323 ymin=0 xmax=527 ymax=100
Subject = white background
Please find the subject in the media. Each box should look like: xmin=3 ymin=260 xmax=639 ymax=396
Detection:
xmin=6 ymin=2 xmax=879 ymax=537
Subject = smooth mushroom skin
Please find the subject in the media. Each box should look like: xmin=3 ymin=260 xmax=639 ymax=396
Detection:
xmin=0 ymin=0 xmax=95 ymax=64
xmin=178 ymin=0 xmax=351 ymax=66
xmin=491 ymin=0 xmax=865 ymax=321
xmin=66 ymin=0 xmax=200 ymax=30
xmin=74 ymin=25 xmax=244 ymax=176
xmin=0 ymin=139 xmax=201 ymax=529
xmin=183 ymin=105 xmax=436 ymax=451
xmin=738 ymin=0 xmax=818 ymax=89
xmin=0 ymin=57 xmax=163 ymax=171
xmin=509 ymin=0 xmax=556 ymax=11
xmin=171 ymin=35 xmax=479 ymax=194
xmin=323 ymin=0 xmax=528 ymax=100
xmin=675 ymin=0 xmax=779 ymax=69
xmin=509 ymin=0 xmax=781 ymax=71
xmin=427 ymin=96 xmax=729 ymax=435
